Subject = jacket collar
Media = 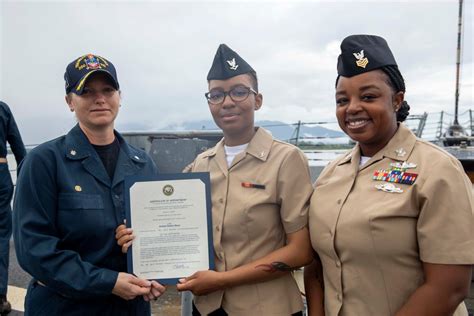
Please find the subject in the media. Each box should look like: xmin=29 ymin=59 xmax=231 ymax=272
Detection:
xmin=201 ymin=127 xmax=273 ymax=162
xmin=64 ymin=124 xmax=146 ymax=187
xmin=337 ymin=124 xmax=417 ymax=169
xmin=64 ymin=124 xmax=146 ymax=163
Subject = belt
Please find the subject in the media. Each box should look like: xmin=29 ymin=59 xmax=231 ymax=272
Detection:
xmin=0 ymin=158 xmax=7 ymax=163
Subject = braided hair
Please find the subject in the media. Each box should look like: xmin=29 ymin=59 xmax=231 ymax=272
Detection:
xmin=335 ymin=65 xmax=411 ymax=122
xmin=380 ymin=65 xmax=410 ymax=122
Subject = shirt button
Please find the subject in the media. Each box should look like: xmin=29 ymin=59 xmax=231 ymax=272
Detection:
xmin=218 ymin=252 xmax=224 ymax=260
xmin=336 ymin=260 xmax=341 ymax=267
xmin=215 ymin=226 xmax=220 ymax=232
xmin=337 ymin=199 xmax=342 ymax=204
xmin=114 ymin=195 xmax=120 ymax=199
xmin=336 ymin=293 xmax=342 ymax=301
xmin=219 ymin=198 xmax=224 ymax=203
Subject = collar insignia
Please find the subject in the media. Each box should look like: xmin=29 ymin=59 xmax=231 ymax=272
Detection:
xmin=226 ymin=58 xmax=239 ymax=70
xmin=353 ymin=50 xmax=369 ymax=68
xmin=395 ymin=148 xmax=406 ymax=157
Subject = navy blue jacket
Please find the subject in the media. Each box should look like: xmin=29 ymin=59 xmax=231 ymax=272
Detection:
xmin=13 ymin=124 xmax=157 ymax=313
xmin=0 ymin=101 xmax=26 ymax=163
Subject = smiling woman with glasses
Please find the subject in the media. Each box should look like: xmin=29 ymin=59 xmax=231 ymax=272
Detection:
xmin=177 ymin=44 xmax=313 ymax=316
xmin=117 ymin=44 xmax=314 ymax=315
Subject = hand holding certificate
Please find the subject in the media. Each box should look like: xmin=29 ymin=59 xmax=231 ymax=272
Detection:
xmin=124 ymin=173 xmax=214 ymax=284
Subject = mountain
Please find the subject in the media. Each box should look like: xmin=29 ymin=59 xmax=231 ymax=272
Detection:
xmin=163 ymin=120 xmax=344 ymax=142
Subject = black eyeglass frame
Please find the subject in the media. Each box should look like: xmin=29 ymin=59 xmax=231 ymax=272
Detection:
xmin=204 ymin=86 xmax=258 ymax=105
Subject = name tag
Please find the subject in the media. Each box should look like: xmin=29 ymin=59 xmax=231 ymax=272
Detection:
xmin=241 ymin=182 xmax=265 ymax=189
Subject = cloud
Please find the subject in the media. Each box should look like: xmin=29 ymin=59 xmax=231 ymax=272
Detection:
xmin=1 ymin=1 xmax=472 ymax=144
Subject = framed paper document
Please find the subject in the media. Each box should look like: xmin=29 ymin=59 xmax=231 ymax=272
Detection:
xmin=124 ymin=172 xmax=214 ymax=284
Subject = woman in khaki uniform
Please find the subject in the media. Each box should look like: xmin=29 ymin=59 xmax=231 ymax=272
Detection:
xmin=117 ymin=44 xmax=313 ymax=315
xmin=304 ymin=35 xmax=474 ymax=316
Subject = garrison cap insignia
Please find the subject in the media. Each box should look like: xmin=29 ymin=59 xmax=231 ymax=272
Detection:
xmin=226 ymin=58 xmax=239 ymax=71
xmin=353 ymin=50 xmax=369 ymax=68
xmin=375 ymin=183 xmax=403 ymax=193
xmin=74 ymin=185 xmax=82 ymax=192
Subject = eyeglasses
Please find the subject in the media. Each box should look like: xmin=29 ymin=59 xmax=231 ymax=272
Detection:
xmin=205 ymin=86 xmax=257 ymax=105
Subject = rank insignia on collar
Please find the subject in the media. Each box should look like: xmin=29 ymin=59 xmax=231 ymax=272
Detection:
xmin=373 ymin=169 xmax=418 ymax=185
xmin=395 ymin=148 xmax=406 ymax=157
xmin=226 ymin=58 xmax=239 ymax=70
xmin=375 ymin=183 xmax=403 ymax=193
xmin=390 ymin=161 xmax=417 ymax=170
xmin=353 ymin=50 xmax=369 ymax=68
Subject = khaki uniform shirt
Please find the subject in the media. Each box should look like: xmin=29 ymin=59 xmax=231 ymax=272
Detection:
xmin=188 ymin=127 xmax=313 ymax=316
xmin=309 ymin=124 xmax=474 ymax=316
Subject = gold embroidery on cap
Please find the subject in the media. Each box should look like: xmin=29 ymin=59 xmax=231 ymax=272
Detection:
xmin=353 ymin=50 xmax=369 ymax=68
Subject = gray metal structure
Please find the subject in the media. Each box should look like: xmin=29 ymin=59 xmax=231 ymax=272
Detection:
xmin=122 ymin=130 xmax=223 ymax=173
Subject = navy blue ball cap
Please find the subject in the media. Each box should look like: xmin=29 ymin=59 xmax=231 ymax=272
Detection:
xmin=64 ymin=54 xmax=119 ymax=95
xmin=207 ymin=44 xmax=255 ymax=80
xmin=337 ymin=34 xmax=397 ymax=77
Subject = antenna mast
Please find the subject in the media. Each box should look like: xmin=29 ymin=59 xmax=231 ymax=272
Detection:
xmin=454 ymin=0 xmax=463 ymax=125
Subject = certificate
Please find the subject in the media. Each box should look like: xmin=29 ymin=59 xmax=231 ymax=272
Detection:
xmin=124 ymin=173 xmax=214 ymax=284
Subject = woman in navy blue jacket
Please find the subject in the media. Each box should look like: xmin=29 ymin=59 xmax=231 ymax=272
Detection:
xmin=13 ymin=54 xmax=165 ymax=315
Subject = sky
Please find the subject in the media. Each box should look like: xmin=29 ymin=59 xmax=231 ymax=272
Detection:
xmin=1 ymin=0 xmax=473 ymax=145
